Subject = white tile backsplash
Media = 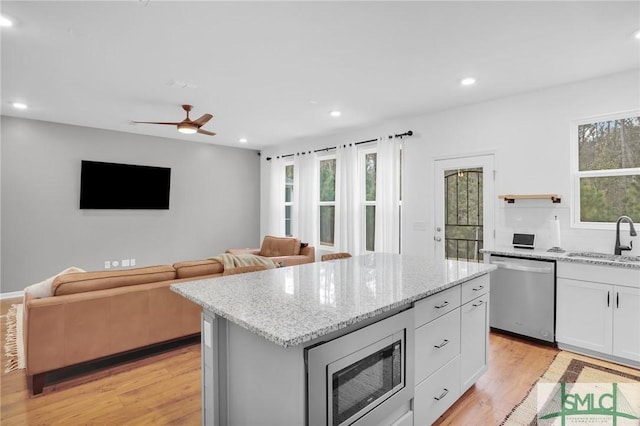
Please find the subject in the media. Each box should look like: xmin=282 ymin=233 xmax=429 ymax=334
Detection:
xmin=496 ymin=204 xmax=638 ymax=255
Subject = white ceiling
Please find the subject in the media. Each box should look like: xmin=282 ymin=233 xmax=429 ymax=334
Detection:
xmin=2 ymin=1 xmax=639 ymax=150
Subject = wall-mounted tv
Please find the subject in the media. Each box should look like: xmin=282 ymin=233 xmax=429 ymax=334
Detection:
xmin=80 ymin=160 xmax=171 ymax=209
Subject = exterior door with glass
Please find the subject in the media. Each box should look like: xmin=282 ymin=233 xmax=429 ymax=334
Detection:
xmin=434 ymin=155 xmax=495 ymax=261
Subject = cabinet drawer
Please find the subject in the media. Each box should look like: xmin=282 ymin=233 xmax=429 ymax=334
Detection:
xmin=461 ymin=274 xmax=489 ymax=305
xmin=557 ymin=262 xmax=640 ymax=287
xmin=414 ymin=355 xmax=461 ymax=426
xmin=415 ymin=285 xmax=461 ymax=327
xmin=415 ymin=308 xmax=461 ymax=384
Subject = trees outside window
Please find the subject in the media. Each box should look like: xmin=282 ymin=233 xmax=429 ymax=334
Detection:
xmin=285 ymin=164 xmax=294 ymax=237
xmin=363 ymin=151 xmax=377 ymax=252
xmin=319 ymin=158 xmax=336 ymax=246
xmin=574 ymin=113 xmax=640 ymax=225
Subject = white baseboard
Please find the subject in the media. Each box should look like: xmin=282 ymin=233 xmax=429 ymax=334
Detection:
xmin=1 ymin=291 xmax=24 ymax=300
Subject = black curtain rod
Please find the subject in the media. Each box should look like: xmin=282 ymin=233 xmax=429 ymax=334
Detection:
xmin=265 ymin=130 xmax=412 ymax=161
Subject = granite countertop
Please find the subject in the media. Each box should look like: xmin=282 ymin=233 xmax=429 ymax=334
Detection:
xmin=481 ymin=246 xmax=640 ymax=269
xmin=171 ymin=253 xmax=496 ymax=348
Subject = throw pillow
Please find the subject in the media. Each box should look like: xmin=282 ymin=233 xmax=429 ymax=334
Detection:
xmin=24 ymin=266 xmax=86 ymax=299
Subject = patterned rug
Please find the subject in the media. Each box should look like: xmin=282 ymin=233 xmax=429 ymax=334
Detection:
xmin=502 ymin=351 xmax=640 ymax=425
xmin=4 ymin=303 xmax=25 ymax=372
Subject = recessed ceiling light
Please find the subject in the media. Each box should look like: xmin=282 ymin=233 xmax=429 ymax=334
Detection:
xmin=239 ymin=138 xmax=248 ymax=144
xmin=330 ymin=110 xmax=342 ymax=117
xmin=460 ymin=77 xmax=476 ymax=86
xmin=12 ymin=102 xmax=28 ymax=110
xmin=0 ymin=15 xmax=13 ymax=27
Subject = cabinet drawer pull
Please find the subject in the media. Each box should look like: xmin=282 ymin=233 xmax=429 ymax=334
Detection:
xmin=434 ymin=301 xmax=449 ymax=309
xmin=472 ymin=300 xmax=485 ymax=307
xmin=472 ymin=285 xmax=484 ymax=291
xmin=434 ymin=339 xmax=449 ymax=349
xmin=434 ymin=388 xmax=449 ymax=401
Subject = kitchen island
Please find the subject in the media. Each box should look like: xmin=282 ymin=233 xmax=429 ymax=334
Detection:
xmin=171 ymin=253 xmax=496 ymax=426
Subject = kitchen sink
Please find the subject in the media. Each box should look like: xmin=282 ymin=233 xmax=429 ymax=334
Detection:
xmin=566 ymin=251 xmax=640 ymax=263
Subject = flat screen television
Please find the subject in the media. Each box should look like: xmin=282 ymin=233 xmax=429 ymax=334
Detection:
xmin=80 ymin=160 xmax=171 ymax=209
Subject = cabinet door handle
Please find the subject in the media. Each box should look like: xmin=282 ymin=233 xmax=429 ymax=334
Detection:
xmin=434 ymin=388 xmax=449 ymax=401
xmin=607 ymin=291 xmax=610 ymax=307
xmin=472 ymin=285 xmax=484 ymax=291
xmin=472 ymin=300 xmax=485 ymax=307
xmin=616 ymin=292 xmax=619 ymax=309
xmin=434 ymin=339 xmax=449 ymax=349
xmin=434 ymin=301 xmax=449 ymax=309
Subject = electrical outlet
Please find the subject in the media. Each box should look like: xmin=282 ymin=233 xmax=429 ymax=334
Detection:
xmin=130 ymin=258 xmax=136 ymax=266
xmin=122 ymin=259 xmax=130 ymax=267
xmin=104 ymin=261 xmax=111 ymax=269
xmin=112 ymin=260 xmax=119 ymax=268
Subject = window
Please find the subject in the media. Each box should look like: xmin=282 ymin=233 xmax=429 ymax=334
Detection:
xmin=573 ymin=112 xmax=640 ymax=227
xmin=285 ymin=163 xmax=294 ymax=237
xmin=363 ymin=151 xmax=377 ymax=252
xmin=319 ymin=157 xmax=336 ymax=246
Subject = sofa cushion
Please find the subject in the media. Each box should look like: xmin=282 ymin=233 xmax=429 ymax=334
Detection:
xmin=24 ymin=266 xmax=86 ymax=298
xmin=51 ymin=265 xmax=176 ymax=296
xmin=173 ymin=259 xmax=224 ymax=279
xmin=259 ymin=236 xmax=301 ymax=257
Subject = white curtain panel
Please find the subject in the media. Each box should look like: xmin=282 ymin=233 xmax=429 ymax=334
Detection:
xmin=375 ymin=138 xmax=401 ymax=253
xmin=335 ymin=143 xmax=362 ymax=255
xmin=267 ymin=156 xmax=286 ymax=237
xmin=294 ymin=152 xmax=318 ymax=248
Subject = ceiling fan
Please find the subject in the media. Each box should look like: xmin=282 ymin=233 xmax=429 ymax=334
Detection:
xmin=133 ymin=104 xmax=216 ymax=136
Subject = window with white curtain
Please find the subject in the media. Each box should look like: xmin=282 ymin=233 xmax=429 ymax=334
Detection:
xmin=319 ymin=156 xmax=336 ymax=247
xmin=572 ymin=111 xmax=640 ymax=228
xmin=285 ymin=163 xmax=294 ymax=237
xmin=362 ymin=150 xmax=377 ymax=252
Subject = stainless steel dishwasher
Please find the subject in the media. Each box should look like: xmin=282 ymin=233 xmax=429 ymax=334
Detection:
xmin=489 ymin=255 xmax=556 ymax=343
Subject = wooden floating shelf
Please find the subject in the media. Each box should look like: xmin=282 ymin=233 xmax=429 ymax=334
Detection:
xmin=499 ymin=194 xmax=561 ymax=204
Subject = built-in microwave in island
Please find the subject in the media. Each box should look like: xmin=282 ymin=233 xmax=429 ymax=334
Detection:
xmin=306 ymin=308 xmax=415 ymax=426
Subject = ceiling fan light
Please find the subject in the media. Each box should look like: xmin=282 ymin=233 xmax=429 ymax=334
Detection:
xmin=177 ymin=123 xmax=197 ymax=134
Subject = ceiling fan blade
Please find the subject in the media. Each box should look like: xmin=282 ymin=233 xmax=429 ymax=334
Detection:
xmin=197 ymin=128 xmax=216 ymax=136
xmin=132 ymin=121 xmax=182 ymax=125
xmin=192 ymin=114 xmax=213 ymax=126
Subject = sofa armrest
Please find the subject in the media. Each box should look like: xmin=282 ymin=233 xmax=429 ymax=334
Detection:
xmin=301 ymin=245 xmax=316 ymax=261
xmin=225 ymin=248 xmax=261 ymax=255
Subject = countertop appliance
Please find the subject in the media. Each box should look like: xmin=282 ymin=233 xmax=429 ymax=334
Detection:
xmin=489 ymin=255 xmax=556 ymax=343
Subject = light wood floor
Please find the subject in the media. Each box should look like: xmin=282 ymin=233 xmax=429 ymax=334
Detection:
xmin=1 ymin=297 xmax=559 ymax=425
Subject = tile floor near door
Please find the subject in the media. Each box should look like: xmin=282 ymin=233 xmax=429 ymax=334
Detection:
xmin=1 ymin=297 xmax=559 ymax=425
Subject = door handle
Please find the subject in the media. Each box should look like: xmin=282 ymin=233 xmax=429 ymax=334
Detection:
xmin=434 ymin=236 xmax=442 ymax=242
xmin=434 ymin=339 xmax=449 ymax=349
xmin=434 ymin=388 xmax=449 ymax=401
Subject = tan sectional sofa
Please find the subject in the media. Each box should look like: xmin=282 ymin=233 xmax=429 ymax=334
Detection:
xmin=226 ymin=235 xmax=316 ymax=266
xmin=23 ymin=241 xmax=315 ymax=395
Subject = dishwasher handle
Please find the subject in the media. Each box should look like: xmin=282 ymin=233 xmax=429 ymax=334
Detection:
xmin=491 ymin=260 xmax=554 ymax=274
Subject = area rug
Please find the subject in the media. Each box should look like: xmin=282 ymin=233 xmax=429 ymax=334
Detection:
xmin=4 ymin=303 xmax=25 ymax=372
xmin=502 ymin=351 xmax=640 ymax=425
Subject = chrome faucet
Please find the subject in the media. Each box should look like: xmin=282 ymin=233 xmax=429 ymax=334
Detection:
xmin=614 ymin=215 xmax=637 ymax=255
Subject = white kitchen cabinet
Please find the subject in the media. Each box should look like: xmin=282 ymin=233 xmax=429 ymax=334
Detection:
xmin=556 ymin=278 xmax=613 ymax=353
xmin=413 ymin=275 xmax=490 ymax=425
xmin=612 ymin=285 xmax=640 ymax=361
xmin=461 ymin=290 xmax=489 ymax=393
xmin=556 ymin=263 xmax=640 ymax=367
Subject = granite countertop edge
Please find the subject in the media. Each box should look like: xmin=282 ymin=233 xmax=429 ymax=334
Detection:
xmin=171 ymin=268 xmax=494 ymax=348
xmin=481 ymin=248 xmax=640 ymax=269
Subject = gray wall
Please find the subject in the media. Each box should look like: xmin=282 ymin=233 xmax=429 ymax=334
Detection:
xmin=1 ymin=116 xmax=261 ymax=293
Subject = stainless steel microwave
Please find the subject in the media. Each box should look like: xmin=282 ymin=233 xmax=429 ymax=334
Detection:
xmin=306 ymin=309 xmax=415 ymax=426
